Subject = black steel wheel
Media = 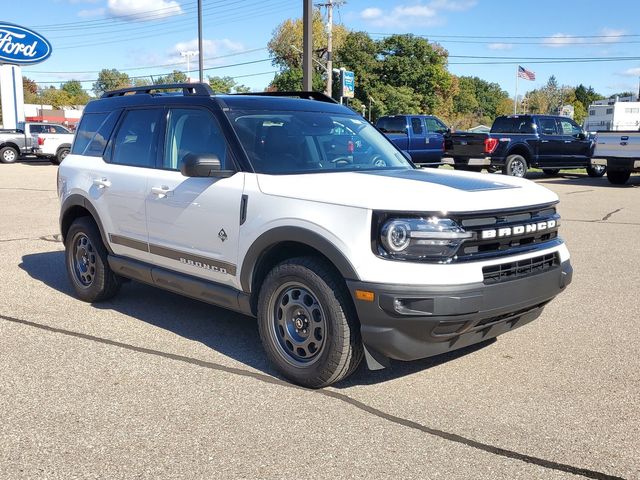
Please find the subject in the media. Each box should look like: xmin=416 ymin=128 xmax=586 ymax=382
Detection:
xmin=257 ymin=257 xmax=363 ymax=388
xmin=65 ymin=217 xmax=121 ymax=302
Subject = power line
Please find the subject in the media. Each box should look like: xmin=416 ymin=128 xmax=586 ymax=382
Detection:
xmin=31 ymin=58 xmax=274 ymax=85
xmin=368 ymin=32 xmax=640 ymax=40
xmin=24 ymin=47 xmax=268 ymax=75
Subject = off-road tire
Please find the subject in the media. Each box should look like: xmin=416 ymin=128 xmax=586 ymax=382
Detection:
xmin=257 ymin=257 xmax=363 ymax=388
xmin=503 ymin=154 xmax=528 ymax=177
xmin=65 ymin=217 xmax=121 ymax=302
xmin=607 ymin=170 xmax=631 ymax=185
xmin=0 ymin=146 xmax=19 ymax=164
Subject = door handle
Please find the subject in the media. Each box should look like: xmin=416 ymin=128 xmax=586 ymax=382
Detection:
xmin=92 ymin=177 xmax=111 ymax=189
xmin=541 ymin=140 xmax=549 ymax=143
xmin=564 ymin=140 xmax=572 ymax=143
xmin=151 ymin=185 xmax=173 ymax=198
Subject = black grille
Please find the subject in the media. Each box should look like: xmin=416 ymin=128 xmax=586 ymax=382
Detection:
xmin=482 ymin=253 xmax=559 ymax=284
xmin=453 ymin=203 xmax=560 ymax=261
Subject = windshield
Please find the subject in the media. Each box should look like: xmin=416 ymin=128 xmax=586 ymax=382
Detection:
xmin=226 ymin=110 xmax=413 ymax=174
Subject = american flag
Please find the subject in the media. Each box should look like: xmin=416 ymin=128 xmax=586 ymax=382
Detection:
xmin=518 ymin=65 xmax=536 ymax=81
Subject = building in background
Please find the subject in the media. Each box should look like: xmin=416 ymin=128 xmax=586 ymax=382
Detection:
xmin=23 ymin=104 xmax=84 ymax=130
xmin=584 ymin=94 xmax=640 ymax=131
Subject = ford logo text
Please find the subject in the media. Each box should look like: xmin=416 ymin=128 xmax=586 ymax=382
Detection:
xmin=0 ymin=23 xmax=52 ymax=65
xmin=481 ymin=220 xmax=557 ymax=240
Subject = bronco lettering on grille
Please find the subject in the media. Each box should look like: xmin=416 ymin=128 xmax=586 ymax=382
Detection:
xmin=481 ymin=220 xmax=556 ymax=240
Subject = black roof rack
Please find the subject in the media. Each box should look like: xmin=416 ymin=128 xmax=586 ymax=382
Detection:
xmin=101 ymin=82 xmax=214 ymax=98
xmin=232 ymin=91 xmax=338 ymax=104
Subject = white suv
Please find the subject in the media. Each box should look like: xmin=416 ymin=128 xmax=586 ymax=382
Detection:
xmin=58 ymin=83 xmax=572 ymax=388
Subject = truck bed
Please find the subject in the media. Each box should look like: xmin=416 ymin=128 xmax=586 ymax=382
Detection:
xmin=444 ymin=132 xmax=488 ymax=159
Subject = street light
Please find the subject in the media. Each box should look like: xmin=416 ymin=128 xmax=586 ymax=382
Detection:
xmin=180 ymin=50 xmax=198 ymax=82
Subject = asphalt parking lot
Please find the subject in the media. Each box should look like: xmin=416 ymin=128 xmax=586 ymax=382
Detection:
xmin=1 ymin=160 xmax=638 ymax=479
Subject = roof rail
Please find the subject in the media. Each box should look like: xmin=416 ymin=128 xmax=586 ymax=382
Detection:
xmin=233 ymin=91 xmax=338 ymax=104
xmin=101 ymin=82 xmax=214 ymax=98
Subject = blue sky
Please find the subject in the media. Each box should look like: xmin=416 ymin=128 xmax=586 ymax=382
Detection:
xmin=5 ymin=0 xmax=640 ymax=98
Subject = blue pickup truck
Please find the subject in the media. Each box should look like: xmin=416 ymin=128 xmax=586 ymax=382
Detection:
xmin=376 ymin=115 xmax=448 ymax=165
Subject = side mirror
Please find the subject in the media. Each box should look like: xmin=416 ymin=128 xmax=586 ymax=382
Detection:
xmin=576 ymin=132 xmax=587 ymax=140
xmin=180 ymin=154 xmax=235 ymax=178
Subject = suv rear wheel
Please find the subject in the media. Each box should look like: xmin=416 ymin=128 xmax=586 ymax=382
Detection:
xmin=65 ymin=217 xmax=121 ymax=302
xmin=503 ymin=154 xmax=528 ymax=177
xmin=257 ymin=257 xmax=363 ymax=388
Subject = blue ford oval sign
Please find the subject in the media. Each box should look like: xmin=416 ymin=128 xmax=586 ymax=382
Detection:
xmin=0 ymin=23 xmax=52 ymax=65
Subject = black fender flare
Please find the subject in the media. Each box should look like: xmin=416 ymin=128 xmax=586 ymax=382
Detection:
xmin=60 ymin=194 xmax=112 ymax=253
xmin=56 ymin=143 xmax=72 ymax=153
xmin=505 ymin=142 xmax=534 ymax=162
xmin=239 ymin=226 xmax=360 ymax=292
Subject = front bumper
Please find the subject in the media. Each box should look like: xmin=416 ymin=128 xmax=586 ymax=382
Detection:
xmin=348 ymin=260 xmax=572 ymax=366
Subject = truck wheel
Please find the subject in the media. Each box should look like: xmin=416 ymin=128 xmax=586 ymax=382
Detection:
xmin=257 ymin=257 xmax=363 ymax=388
xmin=52 ymin=147 xmax=70 ymax=165
xmin=0 ymin=146 xmax=18 ymax=164
xmin=503 ymin=154 xmax=528 ymax=178
xmin=587 ymin=165 xmax=606 ymax=178
xmin=65 ymin=217 xmax=121 ymax=302
xmin=606 ymin=170 xmax=631 ymax=185
xmin=543 ymin=169 xmax=560 ymax=176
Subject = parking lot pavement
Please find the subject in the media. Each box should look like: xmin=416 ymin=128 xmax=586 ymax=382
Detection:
xmin=1 ymin=162 xmax=638 ymax=479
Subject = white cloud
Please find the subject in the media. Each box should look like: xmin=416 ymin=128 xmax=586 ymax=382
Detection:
xmin=543 ymin=28 xmax=626 ymax=48
xmin=107 ymin=0 xmax=183 ymax=21
xmin=77 ymin=7 xmax=105 ymax=17
xmin=359 ymin=0 xmax=476 ymax=28
xmin=621 ymin=67 xmax=640 ymax=76
xmin=487 ymin=43 xmax=512 ymax=50
xmin=360 ymin=7 xmax=382 ymax=19
xmin=167 ymin=38 xmax=245 ymax=70
xmin=600 ymin=28 xmax=625 ymax=43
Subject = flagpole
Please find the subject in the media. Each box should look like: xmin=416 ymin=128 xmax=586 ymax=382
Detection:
xmin=514 ymin=65 xmax=519 ymax=115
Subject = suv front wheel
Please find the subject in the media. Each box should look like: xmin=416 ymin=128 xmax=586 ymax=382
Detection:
xmin=65 ymin=217 xmax=121 ymax=302
xmin=257 ymin=257 xmax=363 ymax=388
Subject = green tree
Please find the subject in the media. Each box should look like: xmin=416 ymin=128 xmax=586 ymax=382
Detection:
xmin=368 ymin=84 xmax=422 ymax=117
xmin=155 ymin=70 xmax=188 ymax=85
xmin=268 ymin=10 xmax=349 ymax=92
xmin=93 ymin=69 xmax=131 ymax=96
xmin=574 ymin=84 xmax=603 ymax=111
xmin=38 ymin=86 xmax=74 ymax=108
xmin=61 ymin=80 xmax=90 ymax=105
xmin=208 ymin=75 xmax=251 ymax=93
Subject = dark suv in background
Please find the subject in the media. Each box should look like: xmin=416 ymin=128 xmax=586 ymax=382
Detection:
xmin=445 ymin=114 xmax=604 ymax=178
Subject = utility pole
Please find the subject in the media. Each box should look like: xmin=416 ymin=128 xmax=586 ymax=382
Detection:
xmin=325 ymin=0 xmax=333 ymax=97
xmin=180 ymin=51 xmax=198 ymax=82
xmin=302 ymin=0 xmax=313 ymax=90
xmin=197 ymin=0 xmax=203 ymax=82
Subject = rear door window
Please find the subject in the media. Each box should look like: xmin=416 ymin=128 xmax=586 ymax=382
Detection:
xmin=557 ymin=118 xmax=582 ymax=136
xmin=537 ymin=118 xmax=558 ymax=135
xmin=377 ymin=116 xmax=407 ymax=134
xmin=410 ymin=117 xmax=423 ymax=135
xmin=110 ymin=109 xmax=163 ymax=168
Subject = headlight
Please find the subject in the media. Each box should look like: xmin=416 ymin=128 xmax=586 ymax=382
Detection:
xmin=378 ymin=216 xmax=472 ymax=262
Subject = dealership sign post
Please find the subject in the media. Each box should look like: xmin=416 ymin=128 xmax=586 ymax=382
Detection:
xmin=0 ymin=23 xmax=52 ymax=129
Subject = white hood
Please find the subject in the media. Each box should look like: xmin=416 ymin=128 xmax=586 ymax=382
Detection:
xmin=256 ymin=168 xmax=557 ymax=213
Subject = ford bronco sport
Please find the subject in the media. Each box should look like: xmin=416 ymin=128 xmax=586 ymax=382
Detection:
xmin=58 ymin=83 xmax=572 ymax=388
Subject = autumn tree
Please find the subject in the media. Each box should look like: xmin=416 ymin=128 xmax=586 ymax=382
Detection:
xmin=92 ymin=69 xmax=131 ymax=96
xmin=61 ymin=80 xmax=90 ymax=105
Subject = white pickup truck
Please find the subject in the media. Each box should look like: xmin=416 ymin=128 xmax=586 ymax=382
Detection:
xmin=591 ymin=131 xmax=640 ymax=185
xmin=30 ymin=123 xmax=74 ymax=164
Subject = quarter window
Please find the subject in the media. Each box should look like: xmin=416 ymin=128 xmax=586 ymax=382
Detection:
xmin=111 ymin=109 xmax=163 ymax=168
xmin=163 ymin=108 xmax=228 ymax=170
